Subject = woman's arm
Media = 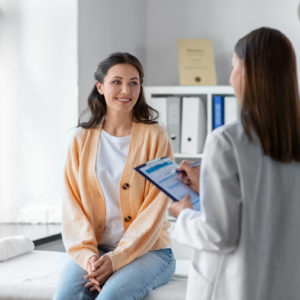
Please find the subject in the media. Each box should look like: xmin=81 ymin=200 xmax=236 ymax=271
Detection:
xmin=172 ymin=130 xmax=242 ymax=253
xmin=62 ymin=131 xmax=99 ymax=271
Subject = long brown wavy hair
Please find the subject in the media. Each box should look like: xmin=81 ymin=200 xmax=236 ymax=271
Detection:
xmin=78 ymin=52 xmax=158 ymax=128
xmin=235 ymin=27 xmax=300 ymax=162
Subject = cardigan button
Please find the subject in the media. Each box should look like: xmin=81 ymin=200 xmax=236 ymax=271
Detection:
xmin=122 ymin=183 xmax=130 ymax=190
xmin=124 ymin=216 xmax=132 ymax=222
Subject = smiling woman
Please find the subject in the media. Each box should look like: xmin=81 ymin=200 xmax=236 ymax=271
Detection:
xmin=53 ymin=52 xmax=176 ymax=300
xmin=95 ymin=64 xmax=141 ymax=120
xmin=79 ymin=52 xmax=158 ymax=129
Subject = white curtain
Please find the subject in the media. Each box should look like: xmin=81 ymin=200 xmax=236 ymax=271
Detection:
xmin=0 ymin=0 xmax=78 ymax=223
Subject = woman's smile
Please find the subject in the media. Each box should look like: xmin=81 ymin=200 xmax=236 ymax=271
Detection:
xmin=115 ymin=97 xmax=132 ymax=103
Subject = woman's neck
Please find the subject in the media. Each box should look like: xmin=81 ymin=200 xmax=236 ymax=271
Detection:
xmin=102 ymin=111 xmax=133 ymax=137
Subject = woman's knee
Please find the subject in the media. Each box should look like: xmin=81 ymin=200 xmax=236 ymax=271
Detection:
xmin=53 ymin=259 xmax=90 ymax=300
xmin=96 ymin=248 xmax=176 ymax=300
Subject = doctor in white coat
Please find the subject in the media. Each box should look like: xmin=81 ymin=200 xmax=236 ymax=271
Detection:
xmin=168 ymin=27 xmax=300 ymax=300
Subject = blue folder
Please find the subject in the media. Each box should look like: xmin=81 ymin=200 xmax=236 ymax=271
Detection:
xmin=213 ymin=95 xmax=224 ymax=129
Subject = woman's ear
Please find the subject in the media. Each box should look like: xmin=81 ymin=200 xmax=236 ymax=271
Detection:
xmin=95 ymin=81 xmax=104 ymax=95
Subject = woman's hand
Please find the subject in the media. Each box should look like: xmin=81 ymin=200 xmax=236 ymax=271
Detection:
xmin=176 ymin=160 xmax=200 ymax=194
xmin=86 ymin=255 xmax=102 ymax=292
xmin=168 ymin=194 xmax=193 ymax=219
xmin=84 ymin=255 xmax=113 ymax=291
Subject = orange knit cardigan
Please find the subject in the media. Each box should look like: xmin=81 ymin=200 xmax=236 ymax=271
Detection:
xmin=62 ymin=121 xmax=173 ymax=272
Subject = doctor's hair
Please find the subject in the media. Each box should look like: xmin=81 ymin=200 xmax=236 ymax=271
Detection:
xmin=78 ymin=52 xmax=158 ymax=128
xmin=235 ymin=27 xmax=300 ymax=162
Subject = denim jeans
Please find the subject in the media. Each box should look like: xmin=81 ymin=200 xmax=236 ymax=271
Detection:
xmin=53 ymin=248 xmax=175 ymax=300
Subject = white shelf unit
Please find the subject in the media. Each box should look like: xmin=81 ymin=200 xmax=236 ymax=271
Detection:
xmin=144 ymin=85 xmax=236 ymax=162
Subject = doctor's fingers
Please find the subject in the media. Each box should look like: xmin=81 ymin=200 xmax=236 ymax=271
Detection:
xmin=168 ymin=195 xmax=191 ymax=213
xmin=181 ymin=177 xmax=192 ymax=185
xmin=183 ymin=166 xmax=200 ymax=187
xmin=177 ymin=160 xmax=192 ymax=169
xmin=178 ymin=163 xmax=197 ymax=179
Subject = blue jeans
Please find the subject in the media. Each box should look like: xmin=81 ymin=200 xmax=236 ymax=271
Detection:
xmin=53 ymin=248 xmax=175 ymax=300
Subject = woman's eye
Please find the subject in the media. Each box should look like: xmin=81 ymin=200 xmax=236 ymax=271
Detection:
xmin=130 ymin=81 xmax=138 ymax=86
xmin=112 ymin=80 xmax=121 ymax=85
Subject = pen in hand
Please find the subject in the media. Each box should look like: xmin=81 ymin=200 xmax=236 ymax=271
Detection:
xmin=171 ymin=161 xmax=201 ymax=174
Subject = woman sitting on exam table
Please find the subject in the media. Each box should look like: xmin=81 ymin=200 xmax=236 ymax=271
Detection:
xmin=168 ymin=27 xmax=300 ymax=300
xmin=54 ymin=52 xmax=175 ymax=300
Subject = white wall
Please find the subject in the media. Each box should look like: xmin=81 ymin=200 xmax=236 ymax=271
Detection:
xmin=78 ymin=0 xmax=147 ymax=115
xmin=78 ymin=0 xmax=300 ymax=109
xmin=1 ymin=0 xmax=298 ymax=222
xmin=144 ymin=0 xmax=300 ymax=86
xmin=0 ymin=0 xmax=78 ymax=222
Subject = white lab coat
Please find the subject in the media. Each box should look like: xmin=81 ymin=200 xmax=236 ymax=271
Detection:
xmin=172 ymin=122 xmax=300 ymax=300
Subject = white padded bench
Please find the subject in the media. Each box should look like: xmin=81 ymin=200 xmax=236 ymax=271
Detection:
xmin=0 ymin=250 xmax=188 ymax=300
xmin=144 ymin=259 xmax=188 ymax=300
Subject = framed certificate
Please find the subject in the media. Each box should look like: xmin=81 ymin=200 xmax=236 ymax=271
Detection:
xmin=177 ymin=38 xmax=217 ymax=86
xmin=135 ymin=157 xmax=200 ymax=210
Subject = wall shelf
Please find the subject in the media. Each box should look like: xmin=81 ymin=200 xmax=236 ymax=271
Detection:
xmin=145 ymin=85 xmax=237 ymax=160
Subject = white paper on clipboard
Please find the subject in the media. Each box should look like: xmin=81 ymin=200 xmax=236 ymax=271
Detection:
xmin=134 ymin=157 xmax=200 ymax=211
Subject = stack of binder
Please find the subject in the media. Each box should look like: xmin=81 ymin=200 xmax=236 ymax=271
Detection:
xmin=148 ymin=95 xmax=207 ymax=154
xmin=181 ymin=96 xmax=207 ymax=154
xmin=148 ymin=96 xmax=181 ymax=153
xmin=212 ymin=95 xmax=239 ymax=129
xmin=148 ymin=97 xmax=168 ymax=127
xmin=167 ymin=97 xmax=181 ymax=153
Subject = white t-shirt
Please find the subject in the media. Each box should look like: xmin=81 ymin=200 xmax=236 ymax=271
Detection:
xmin=96 ymin=129 xmax=131 ymax=250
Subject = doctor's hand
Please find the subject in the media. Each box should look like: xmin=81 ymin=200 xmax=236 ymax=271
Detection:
xmin=176 ymin=160 xmax=200 ymax=194
xmin=84 ymin=254 xmax=113 ymax=292
xmin=168 ymin=194 xmax=193 ymax=219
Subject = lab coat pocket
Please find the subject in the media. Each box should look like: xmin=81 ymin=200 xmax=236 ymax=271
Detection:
xmin=186 ymin=263 xmax=213 ymax=300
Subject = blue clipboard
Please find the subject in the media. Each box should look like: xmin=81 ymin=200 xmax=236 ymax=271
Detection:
xmin=134 ymin=157 xmax=200 ymax=210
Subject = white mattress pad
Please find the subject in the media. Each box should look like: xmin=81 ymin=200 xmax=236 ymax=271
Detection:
xmin=0 ymin=250 xmax=67 ymax=300
xmin=0 ymin=250 xmax=188 ymax=300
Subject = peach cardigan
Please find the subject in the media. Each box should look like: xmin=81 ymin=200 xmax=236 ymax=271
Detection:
xmin=62 ymin=121 xmax=173 ymax=272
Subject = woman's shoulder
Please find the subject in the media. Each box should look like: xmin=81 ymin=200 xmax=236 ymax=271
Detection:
xmin=206 ymin=121 xmax=260 ymax=155
xmin=204 ymin=122 xmax=245 ymax=150
xmin=134 ymin=122 xmax=167 ymax=135
xmin=134 ymin=122 xmax=169 ymax=144
xmin=69 ymin=127 xmax=87 ymax=142
xmin=209 ymin=121 xmax=244 ymax=141
xmin=68 ymin=126 xmax=100 ymax=147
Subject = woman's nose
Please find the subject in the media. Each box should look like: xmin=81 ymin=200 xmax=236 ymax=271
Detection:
xmin=121 ymin=83 xmax=130 ymax=94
